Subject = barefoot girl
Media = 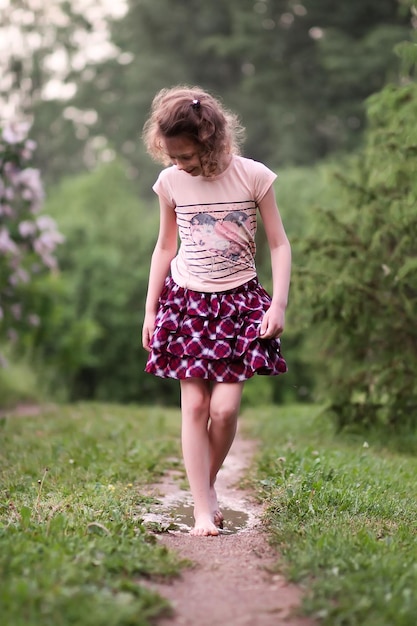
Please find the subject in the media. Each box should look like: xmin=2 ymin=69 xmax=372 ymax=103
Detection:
xmin=142 ymin=86 xmax=291 ymax=536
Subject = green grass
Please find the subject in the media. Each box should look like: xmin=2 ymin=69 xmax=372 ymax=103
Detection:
xmin=0 ymin=403 xmax=185 ymax=626
xmin=3 ymin=401 xmax=417 ymax=625
xmin=245 ymin=404 xmax=417 ymax=626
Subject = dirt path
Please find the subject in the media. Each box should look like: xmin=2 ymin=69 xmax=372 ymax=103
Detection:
xmin=142 ymin=425 xmax=315 ymax=626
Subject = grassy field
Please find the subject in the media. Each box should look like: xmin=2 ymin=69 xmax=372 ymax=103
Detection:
xmin=2 ymin=402 xmax=417 ymax=626
xmin=0 ymin=403 xmax=185 ymax=626
xmin=246 ymin=404 xmax=417 ymax=626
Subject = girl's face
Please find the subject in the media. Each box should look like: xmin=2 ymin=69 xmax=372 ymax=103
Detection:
xmin=164 ymin=136 xmax=202 ymax=176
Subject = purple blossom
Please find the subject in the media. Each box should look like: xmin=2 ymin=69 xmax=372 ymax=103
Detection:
xmin=39 ymin=253 xmax=58 ymax=270
xmin=27 ymin=313 xmax=40 ymax=327
xmin=9 ymin=268 xmax=30 ymax=284
xmin=7 ymin=328 xmax=18 ymax=343
xmin=36 ymin=215 xmax=58 ymax=231
xmin=11 ymin=303 xmax=22 ymax=320
xmin=17 ymin=168 xmax=45 ymax=212
xmin=0 ymin=121 xmax=64 ymax=349
xmin=33 ymin=229 xmax=65 ymax=255
xmin=0 ymin=204 xmax=15 ymax=218
xmin=2 ymin=121 xmax=31 ymax=145
xmin=25 ymin=139 xmax=37 ymax=152
xmin=3 ymin=162 xmax=20 ymax=185
xmin=0 ymin=227 xmax=19 ymax=255
xmin=4 ymin=187 xmax=15 ymax=201
xmin=19 ymin=220 xmax=37 ymax=238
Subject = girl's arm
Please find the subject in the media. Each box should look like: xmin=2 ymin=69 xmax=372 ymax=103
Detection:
xmin=257 ymin=185 xmax=292 ymax=339
xmin=142 ymin=196 xmax=178 ymax=351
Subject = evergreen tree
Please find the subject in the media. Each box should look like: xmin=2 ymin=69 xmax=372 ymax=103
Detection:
xmin=293 ymin=34 xmax=417 ymax=429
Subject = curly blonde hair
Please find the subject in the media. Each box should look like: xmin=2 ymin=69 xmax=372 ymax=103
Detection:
xmin=142 ymin=85 xmax=245 ymax=177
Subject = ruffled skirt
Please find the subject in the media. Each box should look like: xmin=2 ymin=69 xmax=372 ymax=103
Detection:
xmin=145 ymin=277 xmax=287 ymax=383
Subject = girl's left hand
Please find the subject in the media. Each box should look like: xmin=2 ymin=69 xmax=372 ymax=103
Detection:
xmin=142 ymin=312 xmax=156 ymax=352
xmin=259 ymin=303 xmax=285 ymax=339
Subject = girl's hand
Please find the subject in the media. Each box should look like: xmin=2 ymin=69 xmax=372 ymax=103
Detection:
xmin=142 ymin=312 xmax=156 ymax=352
xmin=259 ymin=303 xmax=286 ymax=339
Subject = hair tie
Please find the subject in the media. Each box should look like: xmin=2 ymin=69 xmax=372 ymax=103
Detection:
xmin=191 ymin=99 xmax=201 ymax=110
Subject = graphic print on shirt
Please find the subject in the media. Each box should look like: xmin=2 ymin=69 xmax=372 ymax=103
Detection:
xmin=176 ymin=201 xmax=257 ymax=281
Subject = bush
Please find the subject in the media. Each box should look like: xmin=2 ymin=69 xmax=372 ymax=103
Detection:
xmin=0 ymin=121 xmax=63 ymax=369
xmin=293 ymin=80 xmax=417 ymax=430
xmin=30 ymin=160 xmax=179 ymax=404
xmin=254 ymin=162 xmax=342 ymax=404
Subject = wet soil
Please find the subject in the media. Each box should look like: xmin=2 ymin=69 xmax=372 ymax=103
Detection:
xmin=141 ymin=425 xmax=316 ymax=626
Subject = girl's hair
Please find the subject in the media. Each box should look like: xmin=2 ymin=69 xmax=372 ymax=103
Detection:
xmin=142 ymin=85 xmax=245 ymax=177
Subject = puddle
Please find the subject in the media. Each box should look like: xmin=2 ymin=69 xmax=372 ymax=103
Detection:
xmin=170 ymin=504 xmax=249 ymax=534
xmin=142 ymin=502 xmax=249 ymax=534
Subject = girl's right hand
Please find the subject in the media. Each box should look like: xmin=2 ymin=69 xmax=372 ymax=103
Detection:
xmin=142 ymin=312 xmax=156 ymax=352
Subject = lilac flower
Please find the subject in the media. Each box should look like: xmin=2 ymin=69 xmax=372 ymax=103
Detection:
xmin=9 ymin=268 xmax=30 ymax=284
xmin=7 ymin=329 xmax=18 ymax=343
xmin=33 ymin=229 xmax=65 ymax=256
xmin=17 ymin=168 xmax=45 ymax=211
xmin=0 ymin=228 xmax=19 ymax=255
xmin=39 ymin=253 xmax=58 ymax=270
xmin=27 ymin=314 xmax=40 ymax=327
xmin=19 ymin=220 xmax=38 ymax=238
xmin=4 ymin=187 xmax=14 ymax=201
xmin=0 ymin=121 xmax=64 ymax=349
xmin=3 ymin=162 xmax=20 ymax=185
xmin=21 ymin=149 xmax=34 ymax=161
xmin=0 ymin=204 xmax=15 ymax=218
xmin=25 ymin=139 xmax=37 ymax=152
xmin=11 ymin=303 xmax=22 ymax=320
xmin=36 ymin=215 xmax=58 ymax=231
xmin=2 ymin=121 xmax=31 ymax=145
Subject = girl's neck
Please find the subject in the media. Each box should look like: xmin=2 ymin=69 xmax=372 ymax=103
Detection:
xmin=215 ymin=154 xmax=232 ymax=176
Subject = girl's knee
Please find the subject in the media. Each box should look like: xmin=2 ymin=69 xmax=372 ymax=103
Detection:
xmin=210 ymin=402 xmax=239 ymax=427
xmin=181 ymin=381 xmax=210 ymax=420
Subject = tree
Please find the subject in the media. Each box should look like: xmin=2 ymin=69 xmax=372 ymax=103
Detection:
xmin=2 ymin=1 xmax=412 ymax=191
xmin=292 ymin=33 xmax=417 ymax=430
xmin=31 ymin=160 xmax=178 ymax=404
xmin=68 ymin=0 xmax=412 ymax=194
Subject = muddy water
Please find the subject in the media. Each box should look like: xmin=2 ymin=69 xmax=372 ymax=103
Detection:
xmin=142 ymin=500 xmax=250 ymax=534
xmin=169 ymin=503 xmax=249 ymax=534
xmin=140 ymin=430 xmax=260 ymax=535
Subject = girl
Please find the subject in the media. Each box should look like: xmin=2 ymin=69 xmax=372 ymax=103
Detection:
xmin=142 ymin=86 xmax=291 ymax=537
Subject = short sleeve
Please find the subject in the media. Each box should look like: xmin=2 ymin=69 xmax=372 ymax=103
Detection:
xmin=251 ymin=160 xmax=277 ymax=204
xmin=152 ymin=167 xmax=176 ymax=207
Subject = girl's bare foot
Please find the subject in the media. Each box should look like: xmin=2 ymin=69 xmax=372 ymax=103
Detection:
xmin=190 ymin=514 xmax=219 ymax=536
xmin=213 ymin=509 xmax=224 ymax=528
xmin=210 ymin=485 xmax=224 ymax=528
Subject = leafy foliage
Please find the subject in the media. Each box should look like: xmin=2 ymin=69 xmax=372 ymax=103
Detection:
xmin=27 ymin=160 xmax=178 ymax=404
xmin=2 ymin=0 xmax=408 ymax=192
xmin=293 ymin=78 xmax=417 ymax=429
xmin=67 ymin=0 xmax=410 ymax=192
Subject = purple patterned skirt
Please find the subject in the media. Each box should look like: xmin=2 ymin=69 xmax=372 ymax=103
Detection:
xmin=145 ymin=276 xmax=287 ymax=383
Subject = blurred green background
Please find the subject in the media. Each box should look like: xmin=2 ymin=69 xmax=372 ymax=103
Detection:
xmin=1 ymin=0 xmax=416 ymax=431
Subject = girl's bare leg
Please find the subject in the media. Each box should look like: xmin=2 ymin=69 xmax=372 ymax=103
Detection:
xmin=180 ymin=378 xmax=219 ymax=536
xmin=208 ymin=381 xmax=244 ymax=526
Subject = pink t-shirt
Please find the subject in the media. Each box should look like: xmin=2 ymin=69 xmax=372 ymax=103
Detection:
xmin=153 ymin=155 xmax=277 ymax=292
